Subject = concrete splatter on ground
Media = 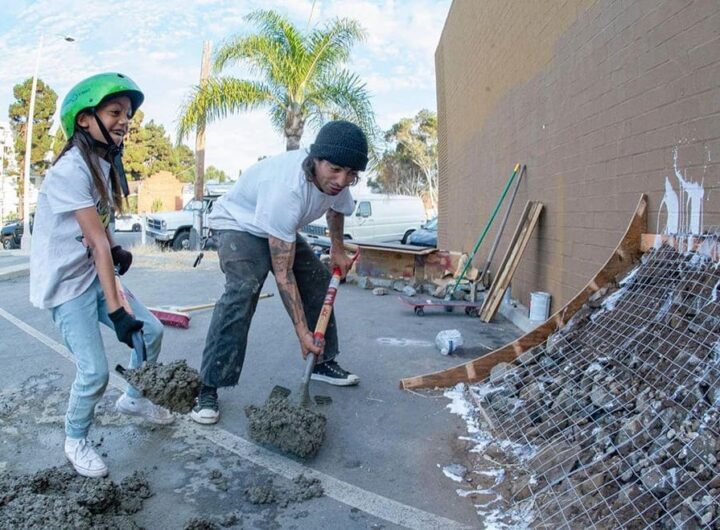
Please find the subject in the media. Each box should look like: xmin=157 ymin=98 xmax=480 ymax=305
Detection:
xmin=121 ymin=360 xmax=201 ymax=414
xmin=245 ymin=474 xmax=324 ymax=508
xmin=0 ymin=466 xmax=151 ymax=529
xmin=183 ymin=512 xmax=241 ymax=530
xmin=245 ymin=398 xmax=326 ymax=458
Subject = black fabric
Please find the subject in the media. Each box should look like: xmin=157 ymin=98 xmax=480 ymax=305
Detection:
xmin=111 ymin=245 xmax=132 ymax=275
xmin=309 ymin=120 xmax=368 ymax=171
xmin=199 ymin=231 xmax=340 ymax=388
xmin=108 ymin=307 xmax=144 ymax=348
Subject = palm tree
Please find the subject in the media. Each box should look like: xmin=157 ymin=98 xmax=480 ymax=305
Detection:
xmin=177 ymin=10 xmax=376 ymax=152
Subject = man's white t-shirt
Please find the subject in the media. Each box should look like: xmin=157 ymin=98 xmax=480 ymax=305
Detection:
xmin=209 ymin=149 xmax=355 ymax=242
xmin=30 ymin=147 xmax=112 ymax=309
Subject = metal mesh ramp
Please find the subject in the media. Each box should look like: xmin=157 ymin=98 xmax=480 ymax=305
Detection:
xmin=450 ymin=237 xmax=720 ymax=529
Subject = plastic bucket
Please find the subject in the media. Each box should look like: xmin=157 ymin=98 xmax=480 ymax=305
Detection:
xmin=529 ymin=291 xmax=551 ymax=321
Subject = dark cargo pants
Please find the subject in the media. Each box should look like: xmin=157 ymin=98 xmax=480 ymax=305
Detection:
xmin=200 ymin=230 xmax=339 ymax=388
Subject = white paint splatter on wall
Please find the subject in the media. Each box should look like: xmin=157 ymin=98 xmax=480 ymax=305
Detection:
xmin=657 ymin=147 xmax=706 ymax=235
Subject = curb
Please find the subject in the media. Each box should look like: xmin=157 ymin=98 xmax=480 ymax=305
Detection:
xmin=0 ymin=264 xmax=30 ymax=281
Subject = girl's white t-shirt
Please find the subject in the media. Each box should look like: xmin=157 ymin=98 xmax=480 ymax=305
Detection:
xmin=208 ymin=149 xmax=355 ymax=242
xmin=30 ymin=146 xmax=111 ymax=309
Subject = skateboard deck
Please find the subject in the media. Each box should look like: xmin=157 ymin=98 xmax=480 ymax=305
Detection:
xmin=398 ymin=295 xmax=481 ymax=317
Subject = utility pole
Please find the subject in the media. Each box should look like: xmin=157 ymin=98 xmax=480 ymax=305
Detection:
xmin=190 ymin=40 xmax=211 ymax=251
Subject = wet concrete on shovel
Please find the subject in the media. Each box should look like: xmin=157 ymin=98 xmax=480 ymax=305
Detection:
xmin=245 ymin=397 xmax=327 ymax=458
xmin=120 ymin=360 xmax=201 ymax=414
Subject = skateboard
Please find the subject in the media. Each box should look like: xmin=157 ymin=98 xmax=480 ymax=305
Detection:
xmin=398 ymin=295 xmax=482 ymax=317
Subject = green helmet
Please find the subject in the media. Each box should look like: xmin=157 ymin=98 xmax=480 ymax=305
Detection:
xmin=60 ymin=72 xmax=144 ymax=139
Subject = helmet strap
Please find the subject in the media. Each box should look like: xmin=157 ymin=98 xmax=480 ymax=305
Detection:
xmin=93 ymin=112 xmax=130 ymax=197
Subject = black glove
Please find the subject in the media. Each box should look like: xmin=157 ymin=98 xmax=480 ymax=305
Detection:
xmin=108 ymin=307 xmax=144 ymax=348
xmin=111 ymin=245 xmax=133 ymax=275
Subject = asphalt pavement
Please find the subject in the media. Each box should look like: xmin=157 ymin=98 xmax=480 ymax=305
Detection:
xmin=0 ymin=241 xmax=521 ymax=528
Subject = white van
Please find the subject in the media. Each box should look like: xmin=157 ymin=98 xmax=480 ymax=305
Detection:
xmin=301 ymin=193 xmax=427 ymax=244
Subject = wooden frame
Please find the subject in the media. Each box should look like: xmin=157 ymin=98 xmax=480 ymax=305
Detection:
xmin=399 ymin=195 xmax=647 ymax=390
xmin=479 ymin=201 xmax=543 ymax=322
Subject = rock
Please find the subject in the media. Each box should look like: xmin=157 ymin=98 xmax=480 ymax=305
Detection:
xmin=578 ymin=472 xmax=605 ymax=495
xmin=402 ymin=285 xmax=417 ymax=297
xmin=640 ymin=465 xmax=669 ymax=494
xmin=432 ymin=285 xmax=446 ymax=298
xmin=590 ymin=384 xmax=617 ymax=411
xmin=529 ymin=442 xmax=581 ymax=487
xmin=371 ymin=287 xmax=388 ymax=296
xmin=489 ymin=362 xmax=512 ymax=386
xmin=516 ymin=350 xmax=536 ymax=366
xmin=391 ymin=279 xmax=407 ymax=292
xmin=357 ymin=276 xmax=374 ymax=290
xmin=686 ymin=433 xmax=717 ymax=471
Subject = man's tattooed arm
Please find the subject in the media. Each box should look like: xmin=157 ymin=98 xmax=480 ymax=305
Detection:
xmin=268 ymin=236 xmax=307 ymax=334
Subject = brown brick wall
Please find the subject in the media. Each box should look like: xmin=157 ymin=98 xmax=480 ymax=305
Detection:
xmin=137 ymin=171 xmax=184 ymax=213
xmin=436 ymin=0 xmax=720 ymax=313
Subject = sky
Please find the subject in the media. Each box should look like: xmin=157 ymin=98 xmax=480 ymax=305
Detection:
xmin=0 ymin=0 xmax=452 ymax=178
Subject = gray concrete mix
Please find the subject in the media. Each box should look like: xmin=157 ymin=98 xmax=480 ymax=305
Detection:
xmin=120 ymin=360 xmax=201 ymax=414
xmin=0 ymin=247 xmax=521 ymax=528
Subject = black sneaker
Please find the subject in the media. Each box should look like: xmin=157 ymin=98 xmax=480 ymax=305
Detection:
xmin=311 ymin=360 xmax=360 ymax=386
xmin=191 ymin=386 xmax=220 ymax=425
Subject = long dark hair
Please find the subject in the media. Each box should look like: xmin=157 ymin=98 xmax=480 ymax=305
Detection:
xmin=53 ymin=121 xmax=124 ymax=213
xmin=302 ymin=155 xmax=360 ymax=186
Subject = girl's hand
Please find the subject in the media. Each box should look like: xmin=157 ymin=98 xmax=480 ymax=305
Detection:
xmin=108 ymin=307 xmax=143 ymax=348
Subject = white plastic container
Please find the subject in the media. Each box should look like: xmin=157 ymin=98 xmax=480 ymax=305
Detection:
xmin=435 ymin=329 xmax=463 ymax=355
xmin=529 ymin=291 xmax=551 ymax=321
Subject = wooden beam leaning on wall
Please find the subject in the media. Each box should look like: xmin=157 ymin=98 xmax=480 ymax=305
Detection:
xmin=479 ymin=201 xmax=544 ymax=322
xmin=399 ymin=194 xmax=648 ymax=390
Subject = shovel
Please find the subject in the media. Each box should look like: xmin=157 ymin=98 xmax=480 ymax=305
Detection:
xmin=271 ymin=251 xmax=359 ymax=407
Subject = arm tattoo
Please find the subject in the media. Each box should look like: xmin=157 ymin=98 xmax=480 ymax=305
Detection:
xmin=326 ymin=209 xmax=345 ymax=250
xmin=268 ymin=237 xmax=308 ymax=331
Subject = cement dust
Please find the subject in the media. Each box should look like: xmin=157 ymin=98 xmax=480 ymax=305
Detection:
xmin=121 ymin=360 xmax=201 ymax=414
xmin=0 ymin=466 xmax=151 ymax=529
xmin=245 ymin=398 xmax=327 ymax=458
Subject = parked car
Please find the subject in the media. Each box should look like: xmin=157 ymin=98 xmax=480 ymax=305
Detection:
xmin=407 ymin=216 xmax=438 ymax=247
xmin=145 ymin=194 xmax=222 ymax=251
xmin=301 ymin=193 xmax=427 ymax=244
xmin=114 ymin=213 xmax=143 ymax=232
xmin=1 ymin=215 xmax=34 ymax=250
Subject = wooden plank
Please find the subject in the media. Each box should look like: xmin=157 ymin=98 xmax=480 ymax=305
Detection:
xmin=347 ymin=241 xmax=437 ymax=255
xmin=477 ymin=202 xmax=532 ymax=320
xmin=480 ymin=202 xmax=543 ymax=322
xmin=399 ymin=194 xmax=647 ymax=390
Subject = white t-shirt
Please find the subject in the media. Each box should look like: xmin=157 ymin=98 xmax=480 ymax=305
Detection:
xmin=30 ymin=147 xmax=112 ymax=309
xmin=209 ymin=149 xmax=355 ymax=242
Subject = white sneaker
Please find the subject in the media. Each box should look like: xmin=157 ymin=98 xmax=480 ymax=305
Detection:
xmin=64 ymin=437 xmax=108 ymax=478
xmin=115 ymin=393 xmax=175 ymax=425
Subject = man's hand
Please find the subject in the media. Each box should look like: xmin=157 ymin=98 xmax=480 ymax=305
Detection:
xmin=299 ymin=330 xmax=324 ymax=359
xmin=329 ymin=248 xmax=354 ymax=278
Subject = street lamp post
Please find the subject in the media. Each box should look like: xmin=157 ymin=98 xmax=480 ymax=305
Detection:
xmin=20 ymin=34 xmax=75 ymax=252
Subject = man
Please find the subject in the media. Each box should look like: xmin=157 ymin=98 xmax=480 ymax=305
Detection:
xmin=191 ymin=120 xmax=367 ymax=425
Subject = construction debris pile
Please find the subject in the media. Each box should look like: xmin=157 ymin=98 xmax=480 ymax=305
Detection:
xmin=449 ymin=242 xmax=720 ymax=528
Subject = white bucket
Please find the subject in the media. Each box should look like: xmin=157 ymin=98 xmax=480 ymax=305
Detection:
xmin=529 ymin=291 xmax=551 ymax=321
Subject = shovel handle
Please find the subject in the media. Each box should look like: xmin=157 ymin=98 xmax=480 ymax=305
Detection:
xmin=132 ymin=331 xmax=147 ymax=364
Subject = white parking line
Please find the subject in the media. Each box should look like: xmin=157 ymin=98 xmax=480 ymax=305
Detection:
xmin=0 ymin=306 xmax=470 ymax=530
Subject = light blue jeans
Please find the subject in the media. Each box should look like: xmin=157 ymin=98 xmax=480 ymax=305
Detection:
xmin=52 ymin=276 xmax=163 ymax=439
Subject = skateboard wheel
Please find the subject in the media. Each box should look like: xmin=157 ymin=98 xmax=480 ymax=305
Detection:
xmin=414 ymin=307 xmax=424 ymax=316
xmin=469 ymin=308 xmax=480 ymax=317
xmin=464 ymin=307 xmax=472 ymax=315
xmin=444 ymin=306 xmax=453 ymax=313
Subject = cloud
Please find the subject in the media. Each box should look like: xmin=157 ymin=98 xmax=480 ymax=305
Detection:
xmin=0 ymin=0 xmax=450 ymax=175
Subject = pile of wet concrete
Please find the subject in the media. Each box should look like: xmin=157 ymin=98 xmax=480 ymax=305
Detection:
xmin=120 ymin=360 xmax=201 ymax=414
xmin=456 ymin=245 xmax=720 ymax=528
xmin=0 ymin=466 xmax=151 ymax=529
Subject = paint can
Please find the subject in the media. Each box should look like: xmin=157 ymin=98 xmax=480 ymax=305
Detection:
xmin=529 ymin=291 xmax=551 ymax=321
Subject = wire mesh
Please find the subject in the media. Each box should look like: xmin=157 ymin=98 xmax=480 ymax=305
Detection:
xmin=465 ymin=237 xmax=720 ymax=529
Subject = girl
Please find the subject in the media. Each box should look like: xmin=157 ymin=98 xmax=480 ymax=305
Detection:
xmin=30 ymin=73 xmax=173 ymax=478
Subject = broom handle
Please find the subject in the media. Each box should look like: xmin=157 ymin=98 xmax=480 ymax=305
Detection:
xmin=179 ymin=293 xmax=273 ymax=313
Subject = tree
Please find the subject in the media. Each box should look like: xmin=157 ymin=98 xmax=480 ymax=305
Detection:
xmin=8 ymin=78 xmax=58 ymax=218
xmin=205 ymin=165 xmax=228 ymax=183
xmin=123 ymin=110 xmax=150 ymax=181
xmin=371 ymin=110 xmax=438 ymax=211
xmin=177 ymin=10 xmax=376 ymax=152
xmin=172 ymin=144 xmax=196 ymax=183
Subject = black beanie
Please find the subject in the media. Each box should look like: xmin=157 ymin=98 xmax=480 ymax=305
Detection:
xmin=309 ymin=120 xmax=368 ymax=171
